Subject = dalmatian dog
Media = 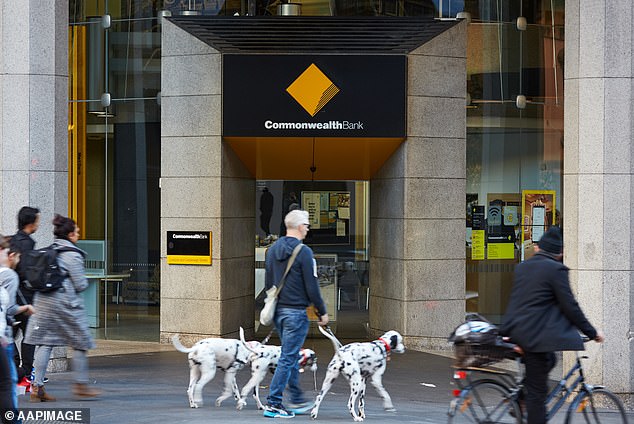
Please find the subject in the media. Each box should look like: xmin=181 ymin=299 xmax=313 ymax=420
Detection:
xmin=236 ymin=327 xmax=318 ymax=410
xmin=172 ymin=334 xmax=251 ymax=409
xmin=311 ymin=325 xmax=405 ymax=422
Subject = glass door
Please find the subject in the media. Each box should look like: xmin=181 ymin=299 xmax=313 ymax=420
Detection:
xmin=254 ymin=180 xmax=370 ymax=340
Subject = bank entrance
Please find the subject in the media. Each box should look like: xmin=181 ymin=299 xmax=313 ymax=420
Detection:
xmin=160 ymin=16 xmax=467 ymax=351
xmin=254 ymin=180 xmax=370 ymax=339
xmin=226 ymin=135 xmax=403 ymax=340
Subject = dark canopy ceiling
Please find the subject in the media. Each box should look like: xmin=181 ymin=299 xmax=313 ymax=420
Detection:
xmin=166 ymin=16 xmax=460 ymax=54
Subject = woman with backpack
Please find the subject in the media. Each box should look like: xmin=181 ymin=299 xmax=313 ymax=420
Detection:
xmin=25 ymin=214 xmax=100 ymax=402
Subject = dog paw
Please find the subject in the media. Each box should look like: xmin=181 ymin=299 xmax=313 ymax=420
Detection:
xmin=353 ymin=417 xmax=364 ymax=422
xmin=384 ymin=407 xmax=396 ymax=412
xmin=215 ymin=399 xmax=223 ymax=407
xmin=310 ymin=409 xmax=318 ymax=420
xmin=189 ymin=402 xmax=201 ymax=408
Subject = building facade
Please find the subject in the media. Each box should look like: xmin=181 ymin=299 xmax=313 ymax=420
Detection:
xmin=0 ymin=0 xmax=631 ymax=401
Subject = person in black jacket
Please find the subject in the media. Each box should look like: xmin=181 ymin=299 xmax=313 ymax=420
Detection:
xmin=10 ymin=206 xmax=40 ymax=382
xmin=501 ymin=226 xmax=604 ymax=424
xmin=263 ymin=209 xmax=329 ymax=418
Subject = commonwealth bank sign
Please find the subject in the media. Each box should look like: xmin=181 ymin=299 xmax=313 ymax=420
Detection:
xmin=223 ymin=55 xmax=406 ymax=138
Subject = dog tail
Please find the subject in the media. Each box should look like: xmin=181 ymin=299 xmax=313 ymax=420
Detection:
xmin=239 ymin=326 xmax=259 ymax=355
xmin=171 ymin=334 xmax=193 ymax=353
xmin=318 ymin=325 xmax=343 ymax=355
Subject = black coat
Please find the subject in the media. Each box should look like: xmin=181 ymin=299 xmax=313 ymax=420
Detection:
xmin=10 ymin=230 xmax=36 ymax=304
xmin=500 ymin=251 xmax=597 ymax=352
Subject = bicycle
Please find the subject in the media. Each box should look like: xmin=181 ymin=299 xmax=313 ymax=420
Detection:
xmin=447 ymin=337 xmax=628 ymax=424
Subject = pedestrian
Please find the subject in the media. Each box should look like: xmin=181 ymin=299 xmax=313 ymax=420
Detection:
xmin=26 ymin=214 xmax=100 ymax=402
xmin=501 ymin=226 xmax=604 ymax=424
xmin=263 ymin=209 xmax=329 ymax=419
xmin=10 ymin=206 xmax=40 ymax=384
xmin=260 ymin=187 xmax=274 ymax=237
xmin=1 ymin=235 xmax=32 ymax=424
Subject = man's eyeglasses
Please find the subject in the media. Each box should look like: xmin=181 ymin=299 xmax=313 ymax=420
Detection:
xmin=303 ymin=223 xmax=311 ymax=229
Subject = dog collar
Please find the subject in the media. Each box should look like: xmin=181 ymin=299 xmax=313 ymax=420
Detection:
xmin=299 ymin=349 xmax=308 ymax=366
xmin=378 ymin=337 xmax=391 ymax=355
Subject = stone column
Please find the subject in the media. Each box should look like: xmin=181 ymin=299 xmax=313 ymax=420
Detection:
xmin=564 ymin=1 xmax=633 ymax=404
xmin=0 ymin=1 xmax=68 ymax=243
xmin=160 ymin=20 xmax=255 ymax=344
xmin=369 ymin=22 xmax=467 ymax=351
xmin=0 ymin=1 xmax=69 ymax=370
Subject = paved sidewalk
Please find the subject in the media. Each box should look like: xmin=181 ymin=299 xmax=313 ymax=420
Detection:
xmin=16 ymin=339 xmax=455 ymax=423
xmin=15 ymin=338 xmax=634 ymax=423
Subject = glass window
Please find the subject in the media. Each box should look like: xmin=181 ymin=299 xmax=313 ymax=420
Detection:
xmin=69 ymin=1 xmax=161 ymax=341
xmin=465 ymin=1 xmax=564 ymax=323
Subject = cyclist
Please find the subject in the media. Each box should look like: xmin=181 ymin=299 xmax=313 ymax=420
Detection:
xmin=500 ymin=226 xmax=604 ymax=424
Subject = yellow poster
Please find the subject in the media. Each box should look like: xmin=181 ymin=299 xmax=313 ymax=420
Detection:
xmin=487 ymin=242 xmax=515 ymax=260
xmin=471 ymin=230 xmax=485 ymax=260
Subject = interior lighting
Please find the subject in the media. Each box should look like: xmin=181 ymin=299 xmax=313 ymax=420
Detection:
xmin=456 ymin=12 xmax=471 ymax=23
xmin=100 ymin=93 xmax=111 ymax=108
xmin=101 ymin=14 xmax=111 ymax=29
xmin=158 ymin=10 xmax=172 ymax=25
xmin=515 ymin=94 xmax=527 ymax=109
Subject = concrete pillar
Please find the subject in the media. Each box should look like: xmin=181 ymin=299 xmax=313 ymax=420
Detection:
xmin=0 ymin=0 xmax=69 ymax=370
xmin=564 ymin=1 xmax=633 ymax=404
xmin=0 ymin=1 xmax=68 ymax=243
xmin=370 ymin=22 xmax=467 ymax=351
xmin=160 ymin=20 xmax=254 ymax=344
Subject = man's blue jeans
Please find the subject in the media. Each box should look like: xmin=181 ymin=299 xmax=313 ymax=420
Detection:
xmin=267 ymin=307 xmax=309 ymax=407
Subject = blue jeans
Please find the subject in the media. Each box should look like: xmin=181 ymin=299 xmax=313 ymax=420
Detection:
xmin=267 ymin=308 xmax=309 ymax=406
xmin=1 ymin=343 xmax=20 ymax=424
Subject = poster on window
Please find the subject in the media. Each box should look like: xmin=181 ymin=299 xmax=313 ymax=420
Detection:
xmin=521 ymin=190 xmax=556 ymax=261
xmin=303 ymin=192 xmax=322 ymax=229
xmin=301 ymin=191 xmax=351 ymax=245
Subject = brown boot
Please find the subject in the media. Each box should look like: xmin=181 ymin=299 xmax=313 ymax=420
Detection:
xmin=72 ymin=383 xmax=101 ymax=398
xmin=30 ymin=385 xmax=56 ymax=402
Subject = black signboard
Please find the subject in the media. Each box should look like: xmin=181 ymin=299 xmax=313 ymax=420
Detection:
xmin=223 ymin=54 xmax=407 ymax=138
xmin=471 ymin=206 xmax=485 ymax=230
xmin=167 ymin=231 xmax=212 ymax=265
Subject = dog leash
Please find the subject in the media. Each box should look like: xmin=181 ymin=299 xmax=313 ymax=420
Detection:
xmin=261 ymin=328 xmax=275 ymax=345
xmin=322 ymin=325 xmax=343 ymax=349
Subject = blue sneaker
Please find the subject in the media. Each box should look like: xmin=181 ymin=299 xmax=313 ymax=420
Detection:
xmin=264 ymin=404 xmax=295 ymax=418
xmin=288 ymin=401 xmax=314 ymax=415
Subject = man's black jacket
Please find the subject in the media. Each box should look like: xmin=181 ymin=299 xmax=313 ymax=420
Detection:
xmin=10 ymin=230 xmax=35 ymax=304
xmin=500 ymin=251 xmax=597 ymax=352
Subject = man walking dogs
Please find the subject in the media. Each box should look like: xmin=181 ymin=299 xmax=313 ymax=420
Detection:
xmin=263 ymin=209 xmax=329 ymax=419
xmin=501 ymin=226 xmax=604 ymax=424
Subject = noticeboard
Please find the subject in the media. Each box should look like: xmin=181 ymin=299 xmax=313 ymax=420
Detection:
xmin=167 ymin=231 xmax=212 ymax=265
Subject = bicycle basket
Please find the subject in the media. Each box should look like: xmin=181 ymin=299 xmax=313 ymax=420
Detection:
xmin=453 ymin=337 xmax=517 ymax=368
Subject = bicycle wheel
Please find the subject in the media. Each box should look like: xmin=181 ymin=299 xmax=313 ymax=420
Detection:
xmin=448 ymin=380 xmax=522 ymax=424
xmin=566 ymin=388 xmax=628 ymax=424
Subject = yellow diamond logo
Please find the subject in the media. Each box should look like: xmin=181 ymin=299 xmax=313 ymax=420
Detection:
xmin=286 ymin=64 xmax=340 ymax=117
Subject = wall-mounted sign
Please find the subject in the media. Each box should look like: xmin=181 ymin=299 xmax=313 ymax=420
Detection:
xmin=167 ymin=231 xmax=212 ymax=265
xmin=223 ymin=55 xmax=407 ymax=138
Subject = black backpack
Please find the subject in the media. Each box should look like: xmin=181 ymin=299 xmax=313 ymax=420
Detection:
xmin=20 ymin=244 xmax=84 ymax=293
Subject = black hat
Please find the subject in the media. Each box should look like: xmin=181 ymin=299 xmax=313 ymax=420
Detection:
xmin=538 ymin=226 xmax=563 ymax=254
